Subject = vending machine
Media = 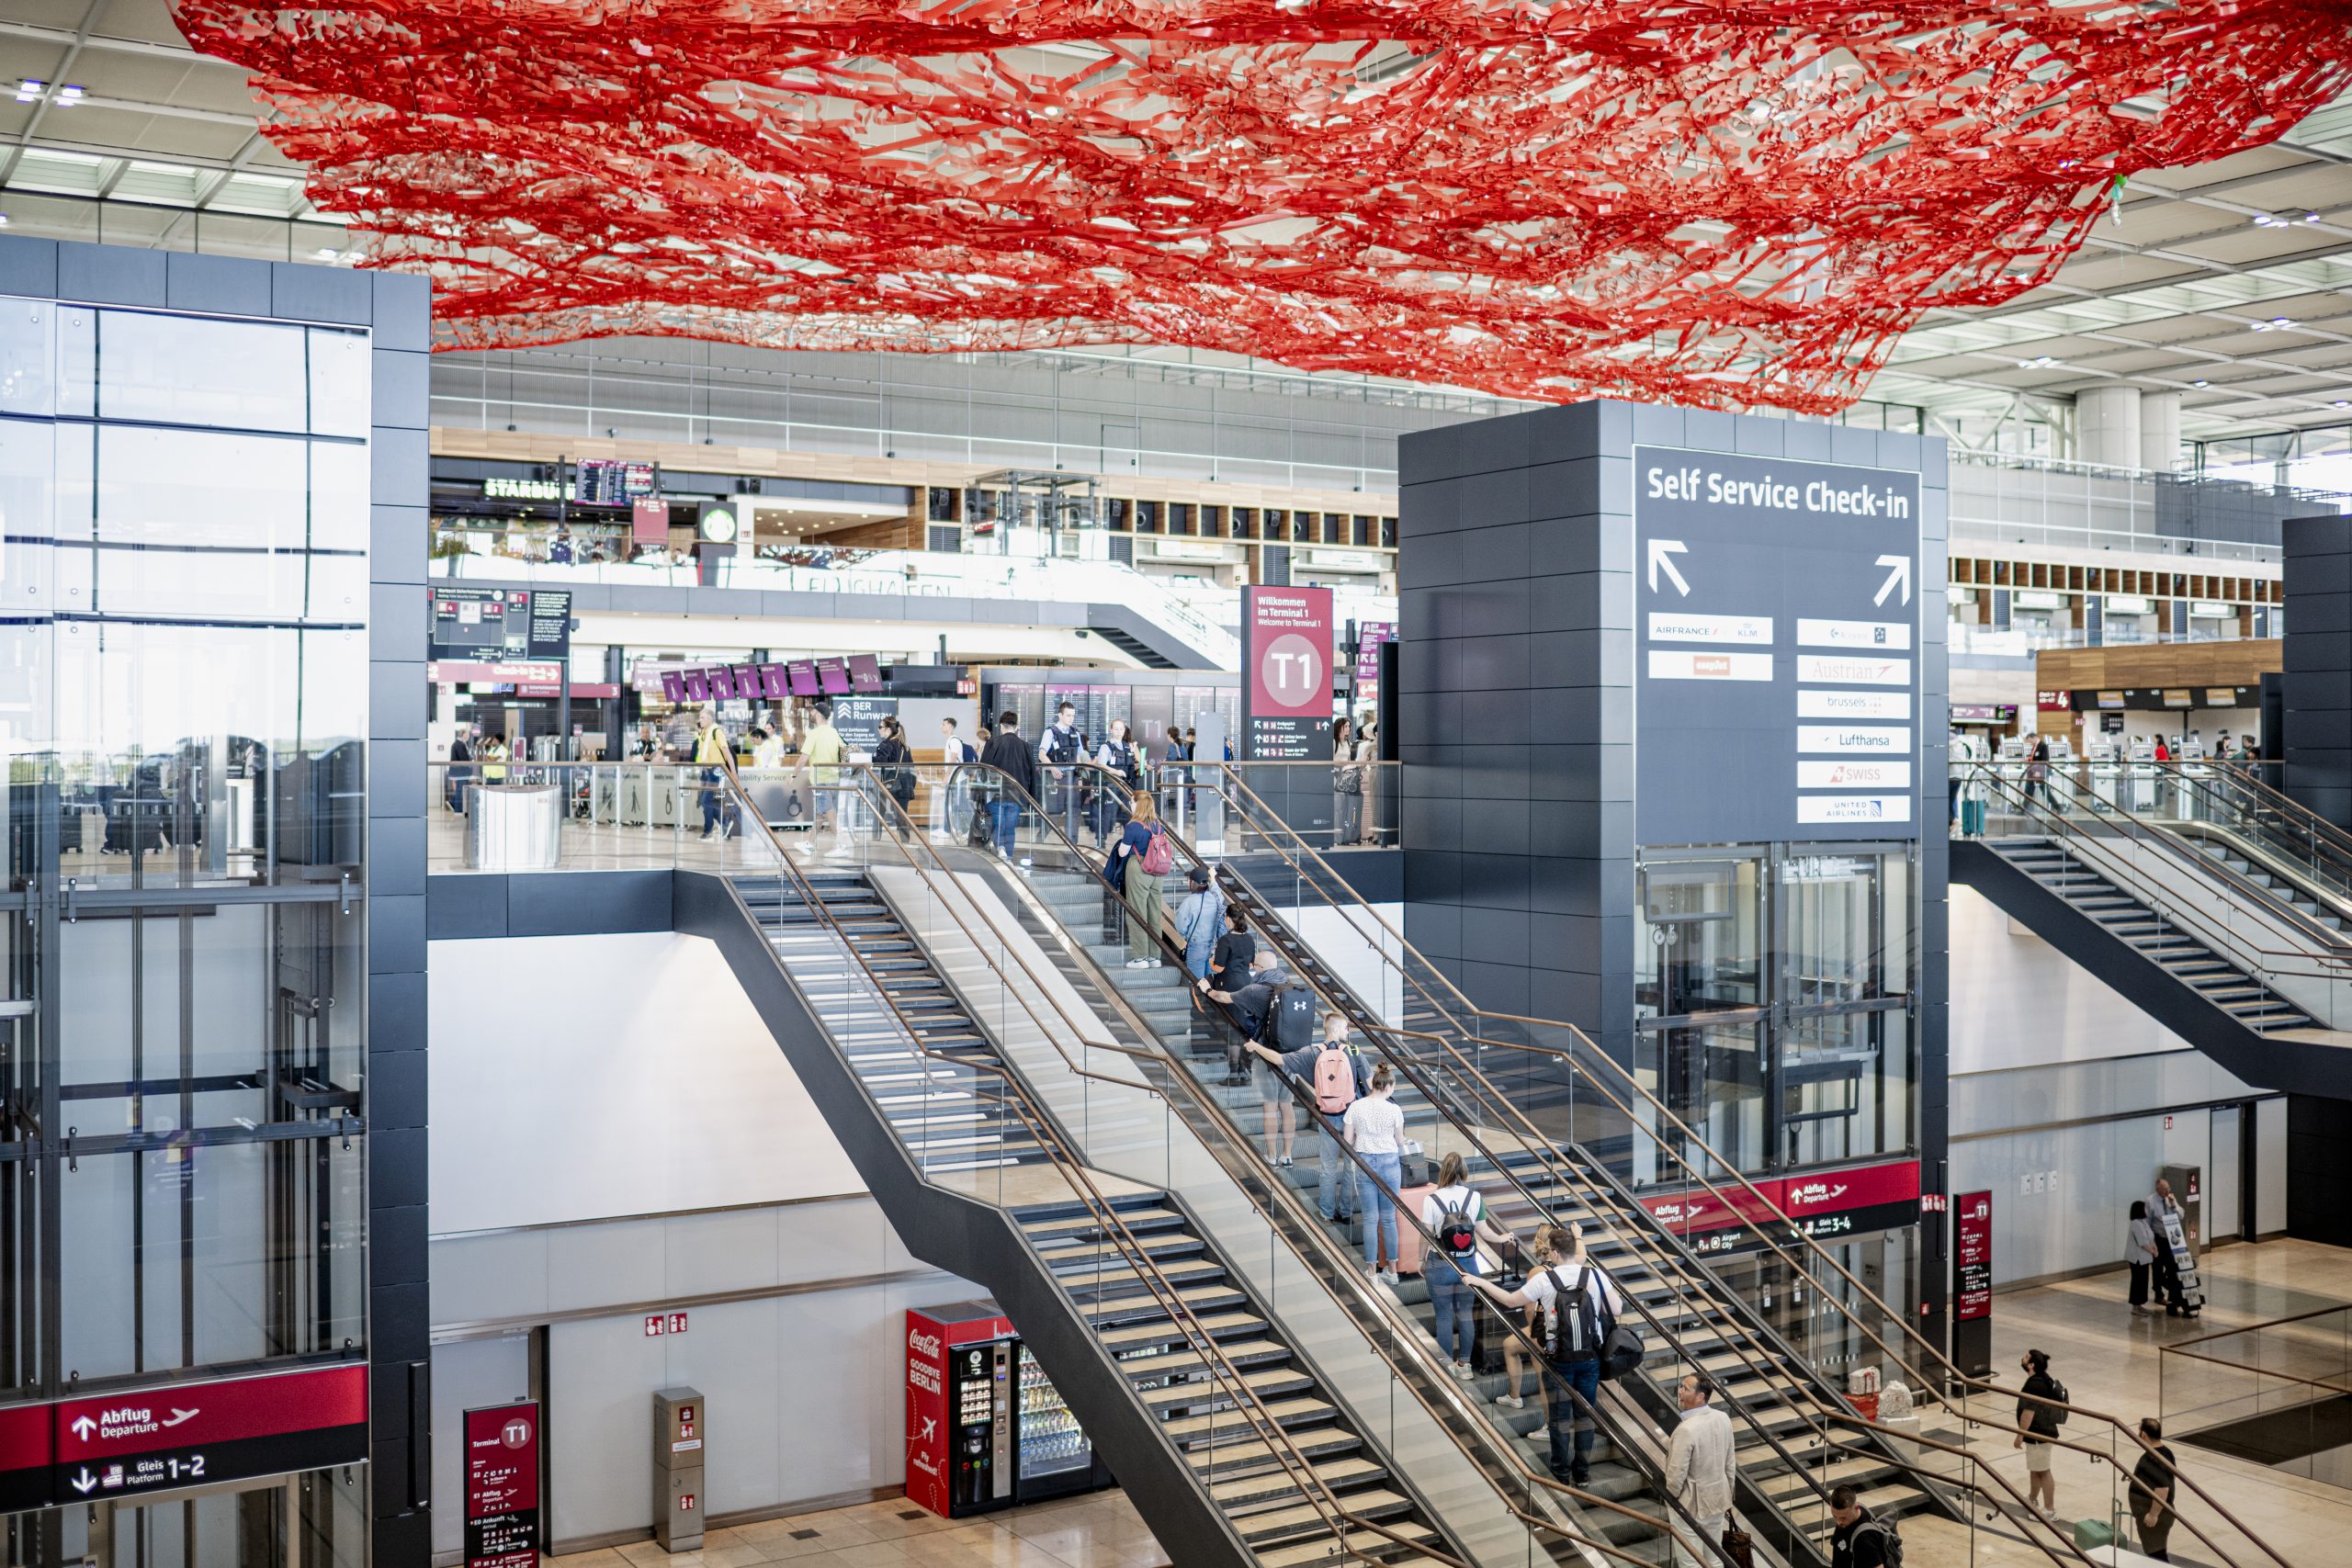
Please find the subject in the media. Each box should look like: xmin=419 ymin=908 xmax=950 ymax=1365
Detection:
xmin=905 ymin=1302 xmax=1111 ymax=1518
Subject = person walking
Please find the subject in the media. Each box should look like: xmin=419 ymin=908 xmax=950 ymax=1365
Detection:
xmin=1105 ymin=792 xmax=1171 ymax=966
xmin=694 ymin=707 xmax=737 ymax=840
xmin=2128 ymin=1200 xmax=2160 ymax=1316
xmin=937 ymin=716 xmax=977 ymax=838
xmin=874 ymin=716 xmax=918 ymax=841
xmin=1215 ymin=911 xmax=1289 ymax=1151
xmin=2130 ymin=1416 xmax=2178 ymax=1562
xmin=1344 ymin=1065 xmax=1408 ymax=1281
xmin=1420 ymin=1152 xmax=1517 ymax=1379
xmin=1161 ymin=723 xmax=1191 ymax=821
xmin=446 ymin=723 xmax=478 ymax=813
xmin=2027 ymin=735 xmax=2052 ymax=807
xmin=802 ymin=702 xmax=845 ymax=840
xmin=1331 ymin=716 xmax=1363 ymax=849
xmin=1235 ymin=1010 xmax=1367 ymax=1223
xmin=980 ymin=709 xmax=1038 ymax=863
xmin=1465 ymin=1223 xmax=1622 ymax=1485
xmin=1356 ymin=717 xmax=1380 ymax=844
xmin=752 ymin=724 xmax=786 ymax=770
xmin=1174 ymin=864 xmax=1226 ymax=982
xmin=1665 ymin=1372 xmax=1737 ymax=1568
xmin=2014 ymin=1348 xmax=2065 ymax=1523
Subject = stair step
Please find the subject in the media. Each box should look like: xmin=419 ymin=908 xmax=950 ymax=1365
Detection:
xmin=1255 ymin=1521 xmax=1438 ymax=1568
xmin=1235 ymin=1489 xmax=1413 ymax=1545
xmin=1120 ymin=1338 xmax=1291 ymax=1382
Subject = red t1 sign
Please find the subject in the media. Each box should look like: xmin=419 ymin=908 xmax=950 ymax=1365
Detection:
xmin=465 ymin=1401 xmax=541 ymax=1568
xmin=1242 ymin=586 xmax=1334 ymax=760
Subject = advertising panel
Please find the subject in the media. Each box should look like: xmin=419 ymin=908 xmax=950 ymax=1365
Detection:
xmin=1954 ymin=1189 xmax=1994 ymax=1376
xmin=633 ymin=496 xmax=672 ymax=546
xmin=1634 ymin=446 xmax=1924 ymax=844
xmin=904 ymin=1314 xmax=952 ymax=1518
xmin=464 ymin=1401 xmax=541 ymax=1568
xmin=432 ymin=588 xmax=571 ymax=663
xmin=1241 ymin=585 xmax=1334 ymax=759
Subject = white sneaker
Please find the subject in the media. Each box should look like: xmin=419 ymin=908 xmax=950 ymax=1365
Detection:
xmin=1496 ymin=1393 xmax=1524 ymax=1410
xmin=1125 ymin=958 xmax=1156 ymax=968
xmin=1378 ymin=1269 xmax=1400 ymax=1286
xmin=1453 ymin=1363 xmax=1476 ymax=1382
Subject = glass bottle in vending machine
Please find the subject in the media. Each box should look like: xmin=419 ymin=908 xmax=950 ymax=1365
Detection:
xmin=906 ymin=1302 xmax=1112 ymax=1518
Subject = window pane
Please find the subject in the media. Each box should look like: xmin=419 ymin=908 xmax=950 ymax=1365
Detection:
xmin=309 ymin=327 xmax=371 ymax=437
xmin=0 ymin=294 xmax=55 ymax=416
xmin=95 ymin=310 xmax=310 ymax=433
xmin=97 ymin=425 xmax=309 ymax=551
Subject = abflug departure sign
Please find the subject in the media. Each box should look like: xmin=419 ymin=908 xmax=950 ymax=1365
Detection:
xmin=1633 ymin=445 xmax=1925 ymax=847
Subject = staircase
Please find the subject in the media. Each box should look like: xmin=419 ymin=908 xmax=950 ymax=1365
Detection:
xmin=2185 ymin=836 xmax=2352 ymax=938
xmin=1984 ymin=840 xmax=2310 ymax=1032
xmin=695 ymin=865 xmax=1463 ymax=1565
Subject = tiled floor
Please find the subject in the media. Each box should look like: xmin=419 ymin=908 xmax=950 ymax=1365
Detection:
xmin=548 ymin=1492 xmax=1170 ymax=1568
xmin=1952 ymin=1235 xmax=2352 ymax=1566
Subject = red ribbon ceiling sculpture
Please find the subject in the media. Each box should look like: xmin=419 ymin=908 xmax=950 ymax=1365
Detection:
xmin=175 ymin=0 xmax=2352 ymax=411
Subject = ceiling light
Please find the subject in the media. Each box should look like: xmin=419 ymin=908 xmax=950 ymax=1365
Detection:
xmin=314 ymin=248 xmax=339 ymax=261
xmin=0 ymin=216 xmax=10 ymax=228
xmin=2254 ymin=214 xmax=2273 ymax=226
xmin=2336 ymin=400 xmax=2350 ymax=409
xmin=13 ymin=81 xmax=40 ymax=105
xmin=2193 ymin=378 xmax=2208 ymax=388
xmin=2272 ymin=317 xmax=2293 ymax=328
xmin=2309 ymin=212 xmax=2324 ymax=222
xmin=53 ymin=85 xmax=82 ymax=106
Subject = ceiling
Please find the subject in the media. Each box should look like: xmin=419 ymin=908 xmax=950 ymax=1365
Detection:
xmin=2 ymin=0 xmax=2348 ymax=450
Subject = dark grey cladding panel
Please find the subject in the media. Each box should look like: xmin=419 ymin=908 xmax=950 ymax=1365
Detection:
xmin=1458 ymin=632 xmax=1532 ymax=690
xmin=1681 ymin=409 xmax=1736 ymax=452
xmin=57 ymin=241 xmax=165 ymax=307
xmin=1408 ymin=899 xmax=1462 ymax=959
xmin=1461 ymin=906 xmax=1532 ymax=968
xmin=2293 ymin=709 xmax=2352 ymax=750
xmin=1404 ymin=848 xmax=1462 ymax=905
xmin=2286 ymin=671 xmax=2346 ymax=713
xmin=165 ymin=251 xmax=273 ymax=317
xmin=1528 ymin=513 xmax=1634 ymax=575
xmin=2285 ymin=513 xmax=2352 ymax=556
xmin=1732 ymin=417 xmax=1786 ymax=457
xmin=1400 ymin=795 xmax=1463 ymax=852
xmin=272 ymin=260 xmax=372 ymax=324
xmin=1424 ymin=581 xmax=1532 ymax=639
xmin=373 ymin=272 xmax=434 ymax=352
xmin=2287 ymin=633 xmax=2352 ymax=673
xmin=2290 ymin=595 xmax=2352 ymax=634
xmin=373 ymin=350 xmax=432 ymax=430
xmin=1531 ymin=456 xmax=1632 ymax=517
xmin=426 ymin=874 xmax=509 ymax=940
xmin=1456 ymin=959 xmax=1531 ymax=1017
xmin=1459 ymin=465 xmax=1534 ymax=529
xmin=1459 ymin=522 xmax=1532 ymax=584
xmin=1456 ymin=798 xmax=1532 ymax=857
xmin=1828 ymin=424 xmax=1883 ymax=467
xmin=2294 ymin=550 xmax=2352 ymax=597
xmin=1398 ymin=529 xmax=1464 ymax=589
xmin=1781 ymin=420 xmax=1834 ymax=462
xmin=0 ymin=236 xmax=57 ymax=297
xmin=1630 ymin=402 xmax=1685 ymax=447
xmin=1525 ymin=398 xmax=1628 ymax=458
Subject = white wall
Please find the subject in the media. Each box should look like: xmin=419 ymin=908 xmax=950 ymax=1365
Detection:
xmin=1951 ymin=1111 xmax=2219 ymax=1288
xmin=428 ymin=932 xmax=863 ymax=1233
xmin=1286 ymin=901 xmax=1406 ymax=1028
xmin=1951 ymin=886 xmax=2192 ymax=1072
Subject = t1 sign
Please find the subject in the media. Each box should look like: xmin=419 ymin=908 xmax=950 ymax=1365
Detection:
xmin=1242 ymin=586 xmax=1333 ymax=759
xmin=466 ymin=1401 xmax=541 ymax=1568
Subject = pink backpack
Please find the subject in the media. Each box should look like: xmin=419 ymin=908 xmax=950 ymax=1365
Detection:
xmin=1140 ymin=824 xmax=1174 ymax=877
xmin=1313 ymin=1044 xmax=1358 ymax=1115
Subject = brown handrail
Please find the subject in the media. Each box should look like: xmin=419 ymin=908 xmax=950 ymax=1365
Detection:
xmin=717 ymin=772 xmax=1464 ymax=1568
xmin=1191 ymin=762 xmax=2296 ymax=1568
xmin=910 ymin=762 xmax=1747 ymax=1567
xmin=1022 ymin=763 xmax=2120 ymax=1568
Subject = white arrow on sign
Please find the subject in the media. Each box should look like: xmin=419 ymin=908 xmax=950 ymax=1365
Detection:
xmin=1873 ymin=555 xmax=1913 ymax=607
xmin=70 ymin=1468 xmax=96 ymax=1495
xmin=1647 ymin=538 xmax=1690 ymax=596
xmin=69 ymin=1416 xmax=95 ymax=1441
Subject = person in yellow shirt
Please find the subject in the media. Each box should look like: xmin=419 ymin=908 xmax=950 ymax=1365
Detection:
xmin=801 ymin=703 xmax=845 ymax=838
xmin=694 ymin=709 xmax=733 ymax=840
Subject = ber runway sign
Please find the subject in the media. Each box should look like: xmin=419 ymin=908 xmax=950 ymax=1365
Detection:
xmin=1632 ymin=445 xmax=1925 ymax=845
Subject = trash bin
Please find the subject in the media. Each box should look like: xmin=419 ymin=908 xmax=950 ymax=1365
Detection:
xmin=466 ymin=784 xmax=563 ymax=871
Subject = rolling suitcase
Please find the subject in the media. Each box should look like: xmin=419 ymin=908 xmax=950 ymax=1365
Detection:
xmin=1395 ymin=1184 xmax=1435 ymax=1277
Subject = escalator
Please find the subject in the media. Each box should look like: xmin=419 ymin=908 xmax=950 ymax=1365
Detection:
xmin=678 ymin=778 xmax=1695 ymax=1568
xmin=1952 ymin=762 xmax=2352 ymax=1098
xmin=1117 ymin=764 xmax=2303 ymax=1568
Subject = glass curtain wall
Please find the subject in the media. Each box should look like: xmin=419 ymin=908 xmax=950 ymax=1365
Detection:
xmin=0 ymin=295 xmax=371 ymax=1566
xmin=1633 ymin=843 xmax=1917 ymax=1175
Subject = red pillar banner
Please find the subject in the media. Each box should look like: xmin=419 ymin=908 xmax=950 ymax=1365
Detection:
xmin=1242 ymin=585 xmax=1334 ymax=760
xmin=465 ymin=1401 xmax=541 ymax=1568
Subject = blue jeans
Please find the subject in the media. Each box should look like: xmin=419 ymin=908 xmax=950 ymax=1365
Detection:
xmin=989 ymin=799 xmax=1022 ymax=855
xmin=700 ymin=769 xmax=723 ymax=834
xmin=1317 ymin=1114 xmax=1353 ymax=1221
xmin=1427 ymin=1257 xmax=1476 ymax=1363
xmin=1544 ymin=1356 xmax=1601 ymax=1480
xmin=1355 ymin=1152 xmax=1401 ymax=1269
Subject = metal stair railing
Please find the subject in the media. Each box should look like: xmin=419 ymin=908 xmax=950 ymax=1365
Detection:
xmin=1181 ymin=762 xmax=2299 ymax=1568
xmin=707 ymin=764 xmax=1464 ymax=1568
xmin=852 ymin=761 xmax=1735 ymax=1568
xmin=1000 ymin=761 xmax=2136 ymax=1568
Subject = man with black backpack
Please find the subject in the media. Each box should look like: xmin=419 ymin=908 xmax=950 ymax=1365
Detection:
xmin=1830 ymin=1484 xmax=1902 ymax=1568
xmin=1466 ymin=1223 xmax=1624 ymax=1485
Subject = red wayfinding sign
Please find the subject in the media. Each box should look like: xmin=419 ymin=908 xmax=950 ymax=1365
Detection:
xmin=53 ymin=1364 xmax=368 ymax=1503
xmin=1955 ymin=1190 xmax=1994 ymax=1320
xmin=465 ymin=1401 xmax=542 ymax=1568
xmin=1241 ymin=585 xmax=1334 ymax=760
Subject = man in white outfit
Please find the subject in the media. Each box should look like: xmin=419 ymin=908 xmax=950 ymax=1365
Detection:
xmin=1665 ymin=1371 xmax=1736 ymax=1568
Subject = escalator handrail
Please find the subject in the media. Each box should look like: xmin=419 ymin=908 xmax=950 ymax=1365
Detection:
xmin=2124 ymin=761 xmax=2352 ymax=933
xmin=2154 ymin=758 xmax=2352 ymax=872
xmin=713 ymin=769 xmax=1464 ymax=1568
xmin=871 ymin=761 xmax=1740 ymax=1568
xmin=1176 ymin=762 xmax=2287 ymax=1568
xmin=1025 ymin=763 xmax=2116 ymax=1568
xmin=1969 ymin=763 xmax=2352 ymax=977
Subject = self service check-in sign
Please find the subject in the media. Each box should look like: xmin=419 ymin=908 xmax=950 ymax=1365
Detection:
xmin=1633 ymin=446 xmax=1923 ymax=845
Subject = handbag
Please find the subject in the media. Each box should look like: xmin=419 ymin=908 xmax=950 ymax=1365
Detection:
xmin=1718 ymin=1522 xmax=1755 ymax=1568
xmin=1333 ymin=763 xmax=1362 ymax=794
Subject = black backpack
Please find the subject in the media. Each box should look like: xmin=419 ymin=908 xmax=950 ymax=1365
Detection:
xmin=1437 ymin=1194 xmax=1479 ymax=1258
xmin=1851 ymin=1517 xmax=1905 ymax=1568
xmin=1540 ymin=1266 xmax=1608 ymax=1361
xmin=1270 ymin=985 xmax=1315 ymax=1052
xmin=2042 ymin=1377 xmax=2070 ymax=1429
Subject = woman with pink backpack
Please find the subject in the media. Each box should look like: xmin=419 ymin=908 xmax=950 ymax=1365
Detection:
xmin=1105 ymin=791 xmax=1174 ymax=967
